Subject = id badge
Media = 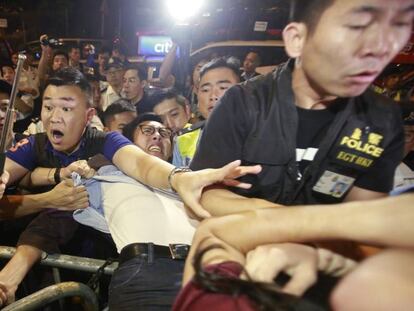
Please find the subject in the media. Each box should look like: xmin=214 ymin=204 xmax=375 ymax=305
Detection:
xmin=312 ymin=170 xmax=355 ymax=198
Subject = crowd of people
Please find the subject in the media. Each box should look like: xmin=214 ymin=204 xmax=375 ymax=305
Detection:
xmin=0 ymin=0 xmax=413 ymax=310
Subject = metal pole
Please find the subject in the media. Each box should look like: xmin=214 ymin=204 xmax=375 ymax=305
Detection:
xmin=2 ymin=282 xmax=99 ymax=311
xmin=0 ymin=53 xmax=26 ymax=173
xmin=0 ymin=246 xmax=118 ymax=275
xmin=52 ymin=268 xmax=64 ymax=311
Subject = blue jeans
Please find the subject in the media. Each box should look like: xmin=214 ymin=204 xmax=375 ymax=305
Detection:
xmin=108 ymin=254 xmax=184 ymax=310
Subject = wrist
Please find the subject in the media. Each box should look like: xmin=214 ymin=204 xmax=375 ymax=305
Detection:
xmin=54 ymin=168 xmax=61 ymax=184
xmin=24 ymin=193 xmax=51 ymax=210
xmin=47 ymin=168 xmax=54 ymax=184
xmin=168 ymin=167 xmax=192 ymax=192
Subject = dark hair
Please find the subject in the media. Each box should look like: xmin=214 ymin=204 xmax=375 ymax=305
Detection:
xmin=289 ymin=0 xmax=334 ymax=33
xmin=101 ymin=98 xmax=136 ymax=126
xmin=191 ymin=246 xmax=325 ymax=311
xmin=0 ymin=62 xmax=14 ymax=71
xmin=53 ymin=50 xmax=69 ymax=63
xmin=46 ymin=67 xmax=92 ymax=107
xmin=122 ymin=113 xmax=163 ymax=141
xmin=125 ymin=64 xmax=148 ymax=81
xmin=0 ymin=80 xmax=12 ymax=95
xmin=199 ymin=57 xmax=241 ymax=82
xmin=150 ymin=88 xmax=187 ymax=110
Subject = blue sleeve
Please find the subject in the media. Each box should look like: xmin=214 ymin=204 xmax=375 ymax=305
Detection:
xmin=6 ymin=136 xmax=37 ymax=171
xmin=103 ymin=131 xmax=132 ymax=162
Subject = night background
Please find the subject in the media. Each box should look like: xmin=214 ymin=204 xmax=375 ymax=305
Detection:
xmin=0 ymin=0 xmax=290 ymax=54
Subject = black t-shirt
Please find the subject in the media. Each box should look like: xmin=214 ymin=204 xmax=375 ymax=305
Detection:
xmin=296 ymin=106 xmax=336 ymax=173
xmin=134 ymin=92 xmax=153 ymax=115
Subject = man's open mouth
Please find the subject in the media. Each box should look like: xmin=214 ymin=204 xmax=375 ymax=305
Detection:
xmin=51 ymin=130 xmax=64 ymax=143
xmin=148 ymin=145 xmax=161 ymax=153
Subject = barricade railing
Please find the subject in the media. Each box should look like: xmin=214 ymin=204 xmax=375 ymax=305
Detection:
xmin=2 ymin=281 xmax=99 ymax=311
xmin=0 ymin=246 xmax=118 ymax=274
xmin=0 ymin=246 xmax=119 ymax=310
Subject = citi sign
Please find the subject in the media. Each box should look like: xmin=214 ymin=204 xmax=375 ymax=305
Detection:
xmin=138 ymin=36 xmax=173 ymax=56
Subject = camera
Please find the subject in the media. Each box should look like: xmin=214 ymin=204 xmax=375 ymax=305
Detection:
xmin=40 ymin=36 xmax=59 ymax=47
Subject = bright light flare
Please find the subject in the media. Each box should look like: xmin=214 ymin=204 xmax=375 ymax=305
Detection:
xmin=166 ymin=0 xmax=204 ymax=22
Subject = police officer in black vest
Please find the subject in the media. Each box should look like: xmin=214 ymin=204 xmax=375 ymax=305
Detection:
xmin=190 ymin=0 xmax=411 ymax=216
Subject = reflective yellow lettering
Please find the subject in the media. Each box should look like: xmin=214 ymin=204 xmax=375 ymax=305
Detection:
xmin=355 ymin=157 xmax=373 ymax=167
xmin=372 ymin=147 xmax=384 ymax=157
xmin=337 ymin=151 xmax=357 ymax=162
xmin=340 ymin=136 xmax=350 ymax=145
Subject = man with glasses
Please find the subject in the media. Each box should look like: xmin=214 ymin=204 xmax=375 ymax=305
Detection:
xmin=71 ymin=114 xmax=191 ymax=310
xmin=123 ymin=113 xmax=173 ymax=161
xmin=122 ymin=64 xmax=152 ymax=115
xmin=101 ymin=58 xmax=125 ymax=111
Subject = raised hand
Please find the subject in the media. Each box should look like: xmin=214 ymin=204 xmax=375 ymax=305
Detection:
xmin=173 ymin=160 xmax=261 ymax=219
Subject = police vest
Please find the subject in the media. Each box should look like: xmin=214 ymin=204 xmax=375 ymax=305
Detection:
xmin=233 ymin=61 xmax=403 ymax=205
xmin=176 ymin=121 xmax=205 ymax=165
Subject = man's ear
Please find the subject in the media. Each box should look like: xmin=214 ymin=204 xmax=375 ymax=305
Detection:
xmin=184 ymin=104 xmax=191 ymax=119
xmin=86 ymin=107 xmax=96 ymax=124
xmin=141 ymin=80 xmax=147 ymax=88
xmin=182 ymin=98 xmax=191 ymax=119
xmin=283 ymin=22 xmax=307 ymax=58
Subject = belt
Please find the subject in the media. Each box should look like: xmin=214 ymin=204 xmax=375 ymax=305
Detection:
xmin=118 ymin=243 xmax=190 ymax=265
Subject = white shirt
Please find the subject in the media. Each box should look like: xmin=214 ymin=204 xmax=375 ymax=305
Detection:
xmin=100 ymin=85 xmax=121 ymax=111
xmin=73 ymin=166 xmax=198 ymax=253
xmin=393 ymin=162 xmax=414 ymax=189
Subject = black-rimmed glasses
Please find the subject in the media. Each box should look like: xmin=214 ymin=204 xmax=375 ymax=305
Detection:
xmin=138 ymin=124 xmax=172 ymax=139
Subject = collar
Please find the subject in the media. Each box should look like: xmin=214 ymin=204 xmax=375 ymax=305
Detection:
xmin=133 ymin=91 xmax=146 ymax=105
xmin=106 ymin=85 xmax=121 ymax=96
xmin=45 ymin=127 xmax=90 ymax=165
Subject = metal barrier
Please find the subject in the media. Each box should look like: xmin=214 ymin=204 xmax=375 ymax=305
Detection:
xmin=0 ymin=246 xmax=119 ymax=310
xmin=2 ymin=282 xmax=99 ymax=311
xmin=0 ymin=246 xmax=118 ymax=274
